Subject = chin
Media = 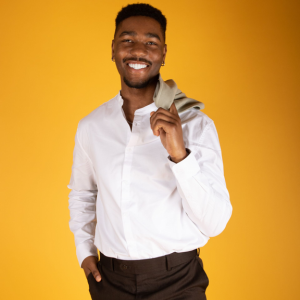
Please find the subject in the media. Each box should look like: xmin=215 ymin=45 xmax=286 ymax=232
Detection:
xmin=123 ymin=74 xmax=159 ymax=89
xmin=123 ymin=76 xmax=152 ymax=89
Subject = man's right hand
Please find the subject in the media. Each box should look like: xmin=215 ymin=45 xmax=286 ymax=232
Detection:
xmin=81 ymin=255 xmax=102 ymax=282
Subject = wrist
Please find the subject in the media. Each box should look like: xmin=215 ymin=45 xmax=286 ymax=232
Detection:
xmin=170 ymin=148 xmax=190 ymax=163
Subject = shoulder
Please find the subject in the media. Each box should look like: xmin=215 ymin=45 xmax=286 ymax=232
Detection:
xmin=77 ymin=94 xmax=118 ymax=131
xmin=180 ymin=108 xmax=214 ymax=132
xmin=180 ymin=109 xmax=221 ymax=150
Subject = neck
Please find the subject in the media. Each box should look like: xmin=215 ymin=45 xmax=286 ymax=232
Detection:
xmin=120 ymin=75 xmax=159 ymax=122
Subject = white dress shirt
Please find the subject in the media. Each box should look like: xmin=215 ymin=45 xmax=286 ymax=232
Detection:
xmin=68 ymin=92 xmax=232 ymax=267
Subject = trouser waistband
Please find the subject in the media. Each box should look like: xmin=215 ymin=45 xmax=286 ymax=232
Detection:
xmin=99 ymin=249 xmax=198 ymax=275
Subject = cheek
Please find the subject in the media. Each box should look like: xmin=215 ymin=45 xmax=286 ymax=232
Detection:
xmin=150 ymin=57 xmax=163 ymax=71
xmin=115 ymin=48 xmax=127 ymax=60
xmin=114 ymin=43 xmax=130 ymax=57
xmin=114 ymin=49 xmax=128 ymax=73
xmin=151 ymin=51 xmax=164 ymax=64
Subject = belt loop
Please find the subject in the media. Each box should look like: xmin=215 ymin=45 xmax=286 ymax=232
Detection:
xmin=100 ymin=252 xmax=114 ymax=272
xmin=166 ymin=255 xmax=172 ymax=271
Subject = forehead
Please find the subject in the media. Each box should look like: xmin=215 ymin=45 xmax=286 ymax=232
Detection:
xmin=116 ymin=16 xmax=163 ymax=39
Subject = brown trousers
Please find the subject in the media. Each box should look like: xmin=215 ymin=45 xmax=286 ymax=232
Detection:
xmin=87 ymin=249 xmax=209 ymax=300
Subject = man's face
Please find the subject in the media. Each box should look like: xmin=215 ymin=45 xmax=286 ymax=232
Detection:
xmin=112 ymin=16 xmax=167 ymax=89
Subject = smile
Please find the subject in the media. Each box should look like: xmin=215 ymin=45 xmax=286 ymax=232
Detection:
xmin=128 ymin=63 xmax=148 ymax=70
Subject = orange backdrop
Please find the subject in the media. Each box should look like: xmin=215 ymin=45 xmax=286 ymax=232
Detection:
xmin=1 ymin=0 xmax=299 ymax=299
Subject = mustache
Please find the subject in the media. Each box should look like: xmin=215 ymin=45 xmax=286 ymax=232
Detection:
xmin=123 ymin=57 xmax=152 ymax=65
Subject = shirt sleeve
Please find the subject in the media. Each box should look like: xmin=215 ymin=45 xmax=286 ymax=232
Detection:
xmin=167 ymin=121 xmax=232 ymax=237
xmin=67 ymin=121 xmax=98 ymax=267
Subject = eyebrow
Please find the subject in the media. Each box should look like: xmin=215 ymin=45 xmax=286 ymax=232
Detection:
xmin=119 ymin=31 xmax=161 ymax=41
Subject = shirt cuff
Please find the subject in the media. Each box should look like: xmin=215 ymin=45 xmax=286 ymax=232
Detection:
xmin=168 ymin=148 xmax=201 ymax=181
xmin=76 ymin=242 xmax=98 ymax=268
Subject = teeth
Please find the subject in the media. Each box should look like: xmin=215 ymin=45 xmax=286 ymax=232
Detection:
xmin=128 ymin=63 xmax=148 ymax=70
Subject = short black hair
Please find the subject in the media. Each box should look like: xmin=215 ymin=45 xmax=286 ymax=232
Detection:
xmin=114 ymin=3 xmax=167 ymax=41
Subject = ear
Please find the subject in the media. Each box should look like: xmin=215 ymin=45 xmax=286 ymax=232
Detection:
xmin=162 ymin=43 xmax=167 ymax=63
xmin=111 ymin=40 xmax=115 ymax=60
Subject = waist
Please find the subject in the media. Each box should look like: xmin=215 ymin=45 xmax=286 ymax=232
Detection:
xmin=99 ymin=249 xmax=198 ymax=275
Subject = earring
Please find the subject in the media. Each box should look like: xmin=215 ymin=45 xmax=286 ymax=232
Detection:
xmin=161 ymin=61 xmax=165 ymax=66
xmin=112 ymin=57 xmax=115 ymax=62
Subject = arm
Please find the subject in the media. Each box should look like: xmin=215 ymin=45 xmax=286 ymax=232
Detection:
xmin=167 ymin=121 xmax=232 ymax=237
xmin=67 ymin=121 xmax=98 ymax=268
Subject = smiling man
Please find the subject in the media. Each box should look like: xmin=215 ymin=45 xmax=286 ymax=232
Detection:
xmin=68 ymin=3 xmax=232 ymax=300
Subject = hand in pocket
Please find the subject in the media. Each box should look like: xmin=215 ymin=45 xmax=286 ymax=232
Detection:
xmin=81 ymin=255 xmax=102 ymax=282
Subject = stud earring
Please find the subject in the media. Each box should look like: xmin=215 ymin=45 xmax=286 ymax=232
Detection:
xmin=161 ymin=61 xmax=165 ymax=66
xmin=112 ymin=57 xmax=115 ymax=62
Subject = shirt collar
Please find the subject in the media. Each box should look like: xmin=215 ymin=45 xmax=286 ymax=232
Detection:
xmin=117 ymin=91 xmax=158 ymax=116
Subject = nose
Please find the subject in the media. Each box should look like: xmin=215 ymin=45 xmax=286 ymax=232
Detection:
xmin=129 ymin=41 xmax=148 ymax=57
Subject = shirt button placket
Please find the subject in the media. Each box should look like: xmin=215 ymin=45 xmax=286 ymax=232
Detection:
xmin=121 ymin=116 xmax=142 ymax=258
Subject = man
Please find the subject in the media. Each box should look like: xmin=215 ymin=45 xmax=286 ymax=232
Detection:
xmin=68 ymin=3 xmax=232 ymax=299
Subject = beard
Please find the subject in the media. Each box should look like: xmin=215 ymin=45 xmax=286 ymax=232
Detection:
xmin=123 ymin=76 xmax=153 ymax=89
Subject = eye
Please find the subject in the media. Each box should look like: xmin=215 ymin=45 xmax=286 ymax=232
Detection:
xmin=147 ymin=41 xmax=157 ymax=45
xmin=122 ymin=39 xmax=133 ymax=43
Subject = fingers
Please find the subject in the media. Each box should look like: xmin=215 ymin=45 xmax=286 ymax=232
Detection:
xmin=150 ymin=105 xmax=178 ymax=119
xmin=150 ymin=110 xmax=179 ymax=136
xmin=151 ymin=111 xmax=178 ymax=124
xmin=90 ymin=266 xmax=102 ymax=282
xmin=81 ymin=255 xmax=102 ymax=282
xmin=153 ymin=119 xmax=177 ymax=136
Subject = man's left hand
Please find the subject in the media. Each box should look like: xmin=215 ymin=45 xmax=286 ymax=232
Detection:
xmin=150 ymin=102 xmax=188 ymax=163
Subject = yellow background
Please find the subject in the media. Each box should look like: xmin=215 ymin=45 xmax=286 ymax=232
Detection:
xmin=1 ymin=0 xmax=299 ymax=299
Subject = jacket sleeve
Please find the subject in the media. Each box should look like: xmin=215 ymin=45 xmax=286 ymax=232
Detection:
xmin=167 ymin=121 xmax=232 ymax=237
xmin=67 ymin=121 xmax=98 ymax=267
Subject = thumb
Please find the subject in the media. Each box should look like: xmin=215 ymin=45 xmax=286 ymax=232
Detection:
xmin=169 ymin=102 xmax=177 ymax=114
xmin=90 ymin=266 xmax=102 ymax=282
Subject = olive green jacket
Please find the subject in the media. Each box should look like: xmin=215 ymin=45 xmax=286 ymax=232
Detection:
xmin=153 ymin=74 xmax=204 ymax=113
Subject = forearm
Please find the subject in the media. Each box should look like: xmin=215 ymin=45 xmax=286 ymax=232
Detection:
xmin=68 ymin=189 xmax=98 ymax=267
xmin=174 ymin=165 xmax=232 ymax=237
xmin=168 ymin=132 xmax=232 ymax=237
xmin=68 ymin=121 xmax=99 ymax=266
